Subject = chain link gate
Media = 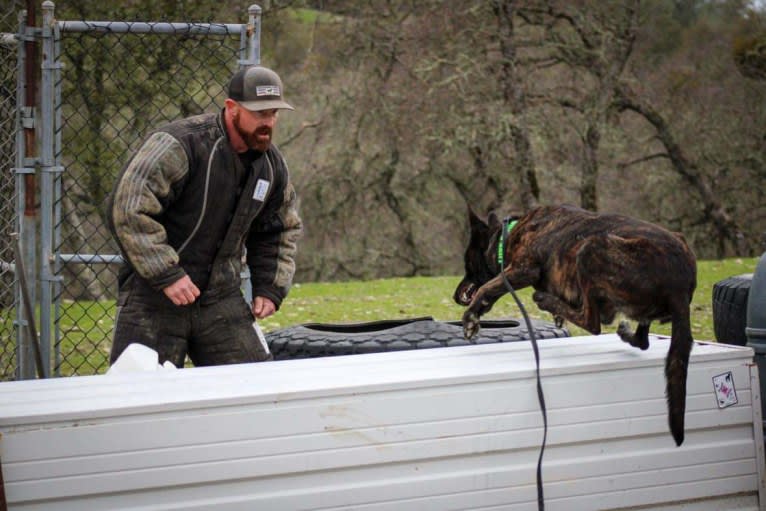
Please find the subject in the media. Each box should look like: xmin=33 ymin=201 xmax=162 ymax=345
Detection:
xmin=5 ymin=2 xmax=264 ymax=379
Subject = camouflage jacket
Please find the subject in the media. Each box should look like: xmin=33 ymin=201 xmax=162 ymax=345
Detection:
xmin=107 ymin=111 xmax=302 ymax=308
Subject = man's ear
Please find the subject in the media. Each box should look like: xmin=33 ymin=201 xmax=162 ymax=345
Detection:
xmin=224 ymin=98 xmax=239 ymax=115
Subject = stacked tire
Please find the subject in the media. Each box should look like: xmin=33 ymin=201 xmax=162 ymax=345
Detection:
xmin=266 ymin=316 xmax=570 ymax=360
xmin=712 ymin=274 xmax=753 ymax=346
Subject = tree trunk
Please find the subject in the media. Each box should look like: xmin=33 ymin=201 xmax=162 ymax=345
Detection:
xmin=580 ymin=123 xmax=600 ymax=211
xmin=494 ymin=0 xmax=540 ymax=210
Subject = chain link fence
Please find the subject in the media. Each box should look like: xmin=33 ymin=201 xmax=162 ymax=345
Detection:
xmin=54 ymin=18 xmax=255 ymax=376
xmin=1 ymin=3 xmax=260 ymax=379
xmin=0 ymin=1 xmax=24 ymax=381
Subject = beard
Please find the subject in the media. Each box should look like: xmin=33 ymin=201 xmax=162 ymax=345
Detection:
xmin=234 ymin=111 xmax=272 ymax=152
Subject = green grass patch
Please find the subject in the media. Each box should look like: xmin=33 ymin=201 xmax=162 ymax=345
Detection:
xmin=56 ymin=299 xmax=113 ymax=376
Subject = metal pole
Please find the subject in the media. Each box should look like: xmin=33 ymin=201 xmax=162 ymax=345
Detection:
xmin=15 ymin=7 xmax=36 ymax=380
xmin=39 ymin=0 xmax=57 ymax=378
xmin=14 ymin=10 xmax=25 ymax=380
xmin=12 ymin=233 xmax=46 ymax=379
xmin=58 ymin=21 xmax=246 ymax=34
xmin=248 ymin=4 xmax=261 ymax=66
xmin=239 ymin=5 xmax=262 ymax=301
xmin=52 ymin=16 xmax=63 ymax=375
xmin=23 ymin=1 xmax=37 ymax=217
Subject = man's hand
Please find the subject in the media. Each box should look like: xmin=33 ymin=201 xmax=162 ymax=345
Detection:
xmin=163 ymin=275 xmax=200 ymax=306
xmin=252 ymin=296 xmax=276 ymax=319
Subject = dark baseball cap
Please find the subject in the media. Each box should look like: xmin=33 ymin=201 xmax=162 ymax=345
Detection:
xmin=227 ymin=66 xmax=294 ymax=112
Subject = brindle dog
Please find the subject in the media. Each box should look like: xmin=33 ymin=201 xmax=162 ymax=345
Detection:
xmin=454 ymin=204 xmax=697 ymax=446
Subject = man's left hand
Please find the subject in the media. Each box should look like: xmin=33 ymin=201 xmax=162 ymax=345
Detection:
xmin=252 ymin=296 xmax=276 ymax=319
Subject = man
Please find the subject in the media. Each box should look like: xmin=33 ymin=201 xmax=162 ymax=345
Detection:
xmin=107 ymin=65 xmax=302 ymax=367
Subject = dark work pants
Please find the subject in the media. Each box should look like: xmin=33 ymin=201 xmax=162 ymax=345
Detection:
xmin=110 ymin=283 xmax=272 ymax=368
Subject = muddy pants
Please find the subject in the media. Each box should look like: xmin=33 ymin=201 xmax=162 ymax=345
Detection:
xmin=110 ymin=280 xmax=272 ymax=368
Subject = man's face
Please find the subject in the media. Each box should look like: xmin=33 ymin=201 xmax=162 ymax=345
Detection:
xmin=232 ymin=104 xmax=279 ymax=152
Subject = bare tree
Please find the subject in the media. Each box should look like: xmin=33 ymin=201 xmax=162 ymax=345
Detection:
xmin=612 ymin=84 xmax=749 ymax=255
xmin=518 ymin=0 xmax=640 ymax=211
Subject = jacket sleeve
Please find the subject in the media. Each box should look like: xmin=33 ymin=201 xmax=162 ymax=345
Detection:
xmin=107 ymin=131 xmax=189 ymax=290
xmin=245 ymin=163 xmax=302 ymax=310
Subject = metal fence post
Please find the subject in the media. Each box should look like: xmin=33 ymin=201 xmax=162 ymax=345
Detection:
xmin=248 ymin=4 xmax=261 ymax=66
xmin=52 ymin=11 xmax=63 ymax=375
xmin=39 ymin=0 xmax=59 ymax=378
xmin=14 ymin=8 xmax=36 ymax=380
xmin=13 ymin=8 xmax=26 ymax=380
xmin=240 ymin=4 xmax=262 ymax=303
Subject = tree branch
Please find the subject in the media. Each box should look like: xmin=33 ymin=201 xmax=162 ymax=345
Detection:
xmin=279 ymin=120 xmax=322 ymax=149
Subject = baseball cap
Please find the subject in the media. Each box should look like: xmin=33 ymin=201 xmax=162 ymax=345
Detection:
xmin=227 ymin=66 xmax=294 ymax=112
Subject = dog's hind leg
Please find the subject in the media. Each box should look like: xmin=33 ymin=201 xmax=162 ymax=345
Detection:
xmin=533 ymin=235 xmax=623 ymax=335
xmin=617 ymin=321 xmax=651 ymax=350
xmin=532 ymin=287 xmax=602 ymax=335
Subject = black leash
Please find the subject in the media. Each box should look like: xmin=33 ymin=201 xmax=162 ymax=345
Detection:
xmin=0 ymin=453 xmax=6 ymax=511
xmin=499 ymin=217 xmax=547 ymax=511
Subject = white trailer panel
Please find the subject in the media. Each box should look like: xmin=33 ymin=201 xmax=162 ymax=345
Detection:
xmin=0 ymin=334 xmax=763 ymax=510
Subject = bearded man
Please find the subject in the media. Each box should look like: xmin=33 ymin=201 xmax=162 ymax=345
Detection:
xmin=107 ymin=65 xmax=302 ymax=367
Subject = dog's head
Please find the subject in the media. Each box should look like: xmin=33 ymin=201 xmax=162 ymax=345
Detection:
xmin=453 ymin=208 xmax=503 ymax=306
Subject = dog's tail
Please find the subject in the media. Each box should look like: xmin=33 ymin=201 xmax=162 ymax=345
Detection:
xmin=666 ymin=301 xmax=694 ymax=446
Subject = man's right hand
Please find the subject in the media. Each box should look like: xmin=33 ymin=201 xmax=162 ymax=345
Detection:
xmin=163 ymin=275 xmax=200 ymax=306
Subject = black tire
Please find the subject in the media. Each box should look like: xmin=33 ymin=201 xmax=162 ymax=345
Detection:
xmin=712 ymin=274 xmax=753 ymax=346
xmin=266 ymin=316 xmax=570 ymax=360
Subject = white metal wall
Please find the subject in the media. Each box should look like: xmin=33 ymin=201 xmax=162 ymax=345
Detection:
xmin=0 ymin=335 xmax=763 ymax=510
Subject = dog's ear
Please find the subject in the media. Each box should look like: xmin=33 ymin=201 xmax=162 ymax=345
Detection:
xmin=487 ymin=211 xmax=502 ymax=231
xmin=468 ymin=206 xmax=487 ymax=232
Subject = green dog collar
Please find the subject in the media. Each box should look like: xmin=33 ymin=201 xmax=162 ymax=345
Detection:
xmin=497 ymin=219 xmax=518 ymax=269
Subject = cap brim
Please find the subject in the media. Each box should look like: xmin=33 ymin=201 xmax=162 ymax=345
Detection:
xmin=239 ymin=99 xmax=294 ymax=112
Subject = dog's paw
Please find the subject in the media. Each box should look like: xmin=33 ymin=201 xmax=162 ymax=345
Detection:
xmin=617 ymin=320 xmax=649 ymax=349
xmin=555 ymin=315 xmax=565 ymax=328
xmin=462 ymin=311 xmax=481 ymax=340
xmin=617 ymin=320 xmax=631 ymax=335
xmin=617 ymin=320 xmax=632 ymax=341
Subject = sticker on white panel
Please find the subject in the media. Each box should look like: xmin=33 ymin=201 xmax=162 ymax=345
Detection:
xmin=713 ymin=371 xmax=738 ymax=409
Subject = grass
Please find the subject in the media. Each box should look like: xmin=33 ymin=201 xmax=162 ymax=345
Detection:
xmin=52 ymin=257 xmax=759 ymax=376
xmin=56 ymin=300 xmax=114 ymax=376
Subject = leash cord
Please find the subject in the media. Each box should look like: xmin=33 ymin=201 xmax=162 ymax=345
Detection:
xmin=499 ymin=219 xmax=546 ymax=511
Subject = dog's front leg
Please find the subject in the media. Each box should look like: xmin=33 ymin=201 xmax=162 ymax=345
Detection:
xmin=462 ymin=280 xmax=504 ymax=339
xmin=463 ymin=267 xmax=539 ymax=339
